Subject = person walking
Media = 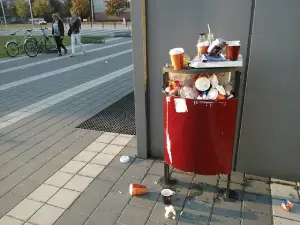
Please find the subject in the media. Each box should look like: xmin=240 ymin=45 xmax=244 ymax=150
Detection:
xmin=69 ymin=11 xmax=86 ymax=57
xmin=52 ymin=13 xmax=67 ymax=57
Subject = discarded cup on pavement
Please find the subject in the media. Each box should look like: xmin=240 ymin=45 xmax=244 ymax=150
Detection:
xmin=281 ymin=200 xmax=294 ymax=211
xmin=129 ymin=184 xmax=148 ymax=196
xmin=161 ymin=189 xmax=175 ymax=205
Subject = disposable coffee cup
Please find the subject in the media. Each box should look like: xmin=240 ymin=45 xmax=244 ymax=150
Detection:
xmin=226 ymin=42 xmax=240 ymax=61
xmin=195 ymin=77 xmax=211 ymax=91
xmin=169 ymin=48 xmax=184 ymax=71
xmin=129 ymin=184 xmax=148 ymax=196
xmin=197 ymin=43 xmax=209 ymax=57
xmin=207 ymin=88 xmax=218 ymax=100
xmin=161 ymin=189 xmax=174 ymax=205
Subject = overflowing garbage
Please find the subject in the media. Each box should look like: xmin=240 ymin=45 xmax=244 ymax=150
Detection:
xmin=165 ymin=24 xmax=241 ymax=101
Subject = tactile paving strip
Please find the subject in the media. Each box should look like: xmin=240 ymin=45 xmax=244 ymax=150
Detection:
xmin=76 ymin=92 xmax=136 ymax=135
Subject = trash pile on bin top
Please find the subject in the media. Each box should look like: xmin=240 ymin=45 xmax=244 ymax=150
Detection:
xmin=164 ymin=24 xmax=241 ymax=101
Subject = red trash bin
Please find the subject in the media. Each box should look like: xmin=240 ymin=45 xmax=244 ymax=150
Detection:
xmin=164 ymin=95 xmax=238 ymax=175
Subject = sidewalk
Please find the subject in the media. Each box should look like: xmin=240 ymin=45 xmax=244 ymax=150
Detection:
xmin=0 ymin=131 xmax=299 ymax=225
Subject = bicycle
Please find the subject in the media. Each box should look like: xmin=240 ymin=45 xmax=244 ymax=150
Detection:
xmin=4 ymin=29 xmax=35 ymax=57
xmin=24 ymin=27 xmax=57 ymax=58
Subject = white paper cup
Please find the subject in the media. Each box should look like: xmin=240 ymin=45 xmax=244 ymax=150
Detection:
xmin=195 ymin=77 xmax=211 ymax=91
xmin=207 ymin=88 xmax=218 ymax=100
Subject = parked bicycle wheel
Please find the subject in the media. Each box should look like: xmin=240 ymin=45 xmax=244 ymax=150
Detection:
xmin=5 ymin=42 xmax=19 ymax=57
xmin=24 ymin=39 xmax=38 ymax=57
xmin=45 ymin=37 xmax=56 ymax=52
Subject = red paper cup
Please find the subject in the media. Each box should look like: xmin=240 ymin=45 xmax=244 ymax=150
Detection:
xmin=129 ymin=184 xmax=148 ymax=196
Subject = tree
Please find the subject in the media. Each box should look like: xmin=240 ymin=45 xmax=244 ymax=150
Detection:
xmin=32 ymin=0 xmax=49 ymax=16
xmin=6 ymin=0 xmax=18 ymax=17
xmin=104 ymin=0 xmax=127 ymax=16
xmin=15 ymin=0 xmax=30 ymax=19
xmin=71 ymin=0 xmax=89 ymax=17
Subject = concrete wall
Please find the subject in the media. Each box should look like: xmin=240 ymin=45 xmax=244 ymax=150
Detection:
xmin=236 ymin=0 xmax=300 ymax=181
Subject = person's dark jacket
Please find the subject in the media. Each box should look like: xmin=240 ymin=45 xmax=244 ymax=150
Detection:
xmin=70 ymin=18 xmax=81 ymax=34
xmin=52 ymin=20 xmax=64 ymax=36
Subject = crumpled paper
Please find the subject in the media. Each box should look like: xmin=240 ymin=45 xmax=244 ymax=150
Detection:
xmin=165 ymin=205 xmax=176 ymax=220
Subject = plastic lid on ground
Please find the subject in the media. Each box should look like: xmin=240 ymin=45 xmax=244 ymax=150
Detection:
xmin=120 ymin=156 xmax=130 ymax=163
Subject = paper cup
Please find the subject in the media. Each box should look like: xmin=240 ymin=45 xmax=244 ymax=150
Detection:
xmin=129 ymin=184 xmax=148 ymax=196
xmin=207 ymin=88 xmax=218 ymax=100
xmin=169 ymin=48 xmax=184 ymax=71
xmin=161 ymin=189 xmax=174 ymax=205
xmin=195 ymin=77 xmax=211 ymax=91
xmin=197 ymin=43 xmax=209 ymax=57
xmin=216 ymin=85 xmax=226 ymax=96
xmin=226 ymin=43 xmax=240 ymax=61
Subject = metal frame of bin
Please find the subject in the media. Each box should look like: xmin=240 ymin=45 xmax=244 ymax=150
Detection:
xmin=160 ymin=66 xmax=242 ymax=200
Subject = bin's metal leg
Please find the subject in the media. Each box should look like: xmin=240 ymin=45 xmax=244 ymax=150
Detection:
xmin=217 ymin=174 xmax=239 ymax=201
xmin=158 ymin=162 xmax=177 ymax=187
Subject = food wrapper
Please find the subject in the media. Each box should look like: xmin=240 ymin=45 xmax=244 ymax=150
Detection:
xmin=179 ymin=86 xmax=198 ymax=99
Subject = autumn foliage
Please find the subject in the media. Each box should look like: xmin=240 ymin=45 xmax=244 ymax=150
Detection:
xmin=71 ymin=0 xmax=90 ymax=16
xmin=104 ymin=0 xmax=127 ymax=16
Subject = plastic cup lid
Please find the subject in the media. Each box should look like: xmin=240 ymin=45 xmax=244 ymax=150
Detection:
xmin=161 ymin=189 xmax=174 ymax=197
xmin=120 ymin=156 xmax=130 ymax=163
xmin=195 ymin=77 xmax=211 ymax=91
xmin=169 ymin=48 xmax=184 ymax=55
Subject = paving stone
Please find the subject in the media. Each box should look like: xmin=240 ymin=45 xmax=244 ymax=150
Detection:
xmin=273 ymin=217 xmax=300 ymax=225
xmin=178 ymin=216 xmax=207 ymax=224
xmin=210 ymin=213 xmax=241 ymax=224
xmin=132 ymin=158 xmax=155 ymax=168
xmin=111 ymin=136 xmax=132 ymax=146
xmin=86 ymin=207 xmax=121 ymax=225
xmin=48 ymin=188 xmax=81 ymax=209
xmin=118 ymin=146 xmax=137 ymax=157
xmin=150 ymin=202 xmax=181 ymax=224
xmin=117 ymin=204 xmax=152 ymax=225
xmin=28 ymin=184 xmax=59 ymax=203
xmin=272 ymin=198 xmax=300 ymax=222
xmin=69 ymin=179 xmax=114 ymax=215
xmin=101 ymin=144 xmax=124 ymax=155
xmin=53 ymin=209 xmax=90 ymax=225
xmin=78 ymin=163 xmax=105 ymax=178
xmin=130 ymin=174 xmax=162 ymax=209
xmin=218 ymin=181 xmax=244 ymax=201
xmin=64 ymin=175 xmax=93 ymax=192
xmin=96 ymin=166 xmax=125 ymax=183
xmin=73 ymin=151 xmax=98 ymax=163
xmin=109 ymin=155 xmax=135 ymax=170
xmin=172 ymin=172 xmax=194 ymax=187
xmin=85 ymin=142 xmax=108 ymax=153
xmin=146 ymin=221 xmax=168 ymax=225
xmin=188 ymin=183 xmax=216 ymax=203
xmin=213 ymin=198 xmax=242 ymax=219
xmin=28 ymin=204 xmax=65 ymax=225
xmin=60 ymin=161 xmax=87 ymax=174
xmin=245 ymin=174 xmax=270 ymax=182
xmin=149 ymin=162 xmax=164 ymax=177
xmin=95 ymin=134 xmax=117 ymax=144
xmin=91 ymin=153 xmax=115 ymax=166
xmin=242 ymin=210 xmax=272 ymax=225
xmin=0 ymin=216 xmax=23 ymax=225
xmin=243 ymin=192 xmax=272 ymax=215
xmin=244 ymin=180 xmax=271 ymax=196
xmin=7 ymin=198 xmax=43 ymax=221
xmin=45 ymin=171 xmax=74 ymax=188
xmin=0 ymin=192 xmax=25 ymax=215
xmin=123 ymin=164 xmax=150 ymax=180
xmin=103 ymin=132 xmax=119 ymax=136
xmin=271 ymin=183 xmax=299 ymax=202
xmin=10 ymin=179 xmax=42 ymax=197
xmin=182 ymin=200 xmax=212 ymax=222
xmin=193 ymin=175 xmax=218 ymax=186
xmin=126 ymin=137 xmax=137 ymax=148
xmin=272 ymin=178 xmax=297 ymax=186
xmin=220 ymin=172 xmax=244 ymax=184
xmin=100 ymin=191 xmax=131 ymax=213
